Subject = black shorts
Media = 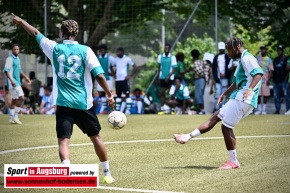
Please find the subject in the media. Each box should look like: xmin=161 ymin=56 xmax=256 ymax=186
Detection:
xmin=116 ymin=80 xmax=130 ymax=97
xmin=56 ymin=106 xmax=101 ymax=138
xmin=160 ymin=79 xmax=173 ymax=88
xmin=176 ymin=99 xmax=184 ymax=107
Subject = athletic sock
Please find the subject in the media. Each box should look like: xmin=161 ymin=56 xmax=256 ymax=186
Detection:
xmin=188 ymin=128 xmax=201 ymax=139
xmin=101 ymin=161 xmax=111 ymax=177
xmin=136 ymin=101 xmax=143 ymax=114
xmin=10 ymin=109 xmax=15 ymax=120
xmin=262 ymin=104 xmax=267 ymax=112
xmin=126 ymin=98 xmax=132 ymax=113
xmin=228 ymin=150 xmax=238 ymax=164
xmin=14 ymin=107 xmax=20 ymax=118
xmin=61 ymin=160 xmax=71 ymax=164
xmin=257 ymin=104 xmax=262 ymax=112
xmin=161 ymin=105 xmax=165 ymax=111
xmin=120 ymin=101 xmax=126 ymax=112
xmin=99 ymin=97 xmax=108 ymax=113
xmin=115 ymin=98 xmax=122 ymax=111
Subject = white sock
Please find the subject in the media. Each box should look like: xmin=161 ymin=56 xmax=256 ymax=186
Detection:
xmin=101 ymin=161 xmax=111 ymax=177
xmin=189 ymin=129 xmax=201 ymax=139
xmin=136 ymin=101 xmax=143 ymax=114
xmin=126 ymin=98 xmax=132 ymax=112
xmin=14 ymin=107 xmax=20 ymax=118
xmin=228 ymin=150 xmax=238 ymax=164
xmin=115 ymin=98 xmax=122 ymax=111
xmin=161 ymin=105 xmax=165 ymax=111
xmin=257 ymin=104 xmax=262 ymax=112
xmin=61 ymin=160 xmax=71 ymax=164
xmin=10 ymin=109 xmax=15 ymax=119
xmin=120 ymin=101 xmax=126 ymax=112
xmin=262 ymin=104 xmax=266 ymax=112
xmin=99 ymin=97 xmax=107 ymax=113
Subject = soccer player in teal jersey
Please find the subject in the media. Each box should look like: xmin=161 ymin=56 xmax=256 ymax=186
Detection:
xmin=157 ymin=43 xmax=177 ymax=114
xmin=174 ymin=37 xmax=263 ymax=170
xmin=4 ymin=44 xmax=31 ymax=124
xmin=97 ymin=44 xmax=115 ymax=114
xmin=12 ymin=14 xmax=115 ymax=183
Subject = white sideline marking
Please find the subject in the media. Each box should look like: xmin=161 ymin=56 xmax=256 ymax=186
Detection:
xmin=98 ymin=186 xmax=184 ymax=193
xmin=1 ymin=135 xmax=290 ymax=155
xmin=280 ymin=122 xmax=290 ymax=125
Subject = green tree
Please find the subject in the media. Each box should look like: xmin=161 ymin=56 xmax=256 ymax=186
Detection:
xmin=0 ymin=0 xmax=166 ymax=56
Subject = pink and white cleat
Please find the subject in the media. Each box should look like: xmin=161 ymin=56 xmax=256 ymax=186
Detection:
xmin=218 ymin=161 xmax=240 ymax=170
xmin=173 ymin=134 xmax=191 ymax=144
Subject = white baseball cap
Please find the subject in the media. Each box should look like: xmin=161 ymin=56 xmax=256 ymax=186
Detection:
xmin=218 ymin=42 xmax=225 ymax=50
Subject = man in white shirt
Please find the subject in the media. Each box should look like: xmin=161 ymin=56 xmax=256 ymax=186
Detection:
xmin=111 ymin=47 xmax=137 ymax=114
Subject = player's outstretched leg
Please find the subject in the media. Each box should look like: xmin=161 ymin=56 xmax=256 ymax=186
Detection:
xmin=90 ymin=134 xmax=115 ymax=184
xmin=58 ymin=138 xmax=71 ymax=164
xmin=218 ymin=124 xmax=240 ymax=170
xmin=174 ymin=111 xmax=221 ymax=144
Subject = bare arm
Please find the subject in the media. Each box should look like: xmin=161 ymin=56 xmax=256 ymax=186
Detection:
xmin=243 ymin=74 xmax=262 ymax=100
xmin=126 ymin=64 xmax=137 ymax=80
xmin=217 ymin=83 xmax=237 ymax=106
xmin=95 ymin=74 xmax=115 ymax=108
xmin=4 ymin=71 xmax=16 ymax=87
xmin=20 ymin=71 xmax=31 ymax=84
xmin=12 ymin=13 xmax=41 ymax=37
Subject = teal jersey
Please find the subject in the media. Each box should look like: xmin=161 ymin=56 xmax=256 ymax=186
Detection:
xmin=97 ymin=54 xmax=114 ymax=80
xmin=230 ymin=50 xmax=264 ymax=108
xmin=169 ymin=84 xmax=190 ymax=100
xmin=36 ymin=33 xmax=104 ymax=110
xmin=157 ymin=53 xmax=177 ymax=80
xmin=4 ymin=54 xmax=21 ymax=89
xmin=174 ymin=61 xmax=185 ymax=79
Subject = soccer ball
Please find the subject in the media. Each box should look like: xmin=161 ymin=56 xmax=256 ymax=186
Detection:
xmin=108 ymin=111 xmax=127 ymax=129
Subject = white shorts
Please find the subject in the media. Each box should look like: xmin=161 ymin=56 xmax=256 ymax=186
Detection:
xmin=9 ymin=86 xmax=24 ymax=99
xmin=97 ymin=79 xmax=112 ymax=92
xmin=218 ymin=99 xmax=253 ymax=129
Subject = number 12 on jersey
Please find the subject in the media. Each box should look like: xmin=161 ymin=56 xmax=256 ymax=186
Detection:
xmin=57 ymin=54 xmax=81 ymax=80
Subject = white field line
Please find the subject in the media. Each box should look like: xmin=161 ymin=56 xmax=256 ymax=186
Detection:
xmin=98 ymin=186 xmax=185 ymax=193
xmin=280 ymin=122 xmax=290 ymax=124
xmin=1 ymin=135 xmax=290 ymax=155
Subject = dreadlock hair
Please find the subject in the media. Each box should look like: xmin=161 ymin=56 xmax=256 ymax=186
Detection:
xmin=61 ymin=20 xmax=79 ymax=38
xmin=226 ymin=37 xmax=244 ymax=49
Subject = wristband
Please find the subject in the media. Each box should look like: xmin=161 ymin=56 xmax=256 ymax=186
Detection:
xmin=107 ymin=95 xmax=114 ymax=100
xmin=247 ymin=88 xmax=253 ymax=91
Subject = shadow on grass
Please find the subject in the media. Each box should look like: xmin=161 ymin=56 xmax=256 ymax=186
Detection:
xmin=163 ymin=165 xmax=216 ymax=170
xmin=0 ymin=183 xmax=4 ymax=186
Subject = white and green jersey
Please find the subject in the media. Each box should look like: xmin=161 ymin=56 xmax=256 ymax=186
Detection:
xmin=3 ymin=54 xmax=21 ymax=89
xmin=169 ymin=84 xmax=190 ymax=100
xmin=97 ymin=54 xmax=115 ymax=80
xmin=157 ymin=53 xmax=177 ymax=80
xmin=230 ymin=50 xmax=263 ymax=108
xmin=36 ymin=33 xmax=104 ymax=110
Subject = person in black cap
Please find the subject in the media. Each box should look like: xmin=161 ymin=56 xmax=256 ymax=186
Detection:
xmin=272 ymin=45 xmax=289 ymax=114
xmin=254 ymin=46 xmax=273 ymax=115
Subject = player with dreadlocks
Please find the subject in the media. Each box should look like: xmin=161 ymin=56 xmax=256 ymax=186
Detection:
xmin=11 ymin=13 xmax=115 ymax=183
xmin=173 ymin=37 xmax=264 ymax=169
